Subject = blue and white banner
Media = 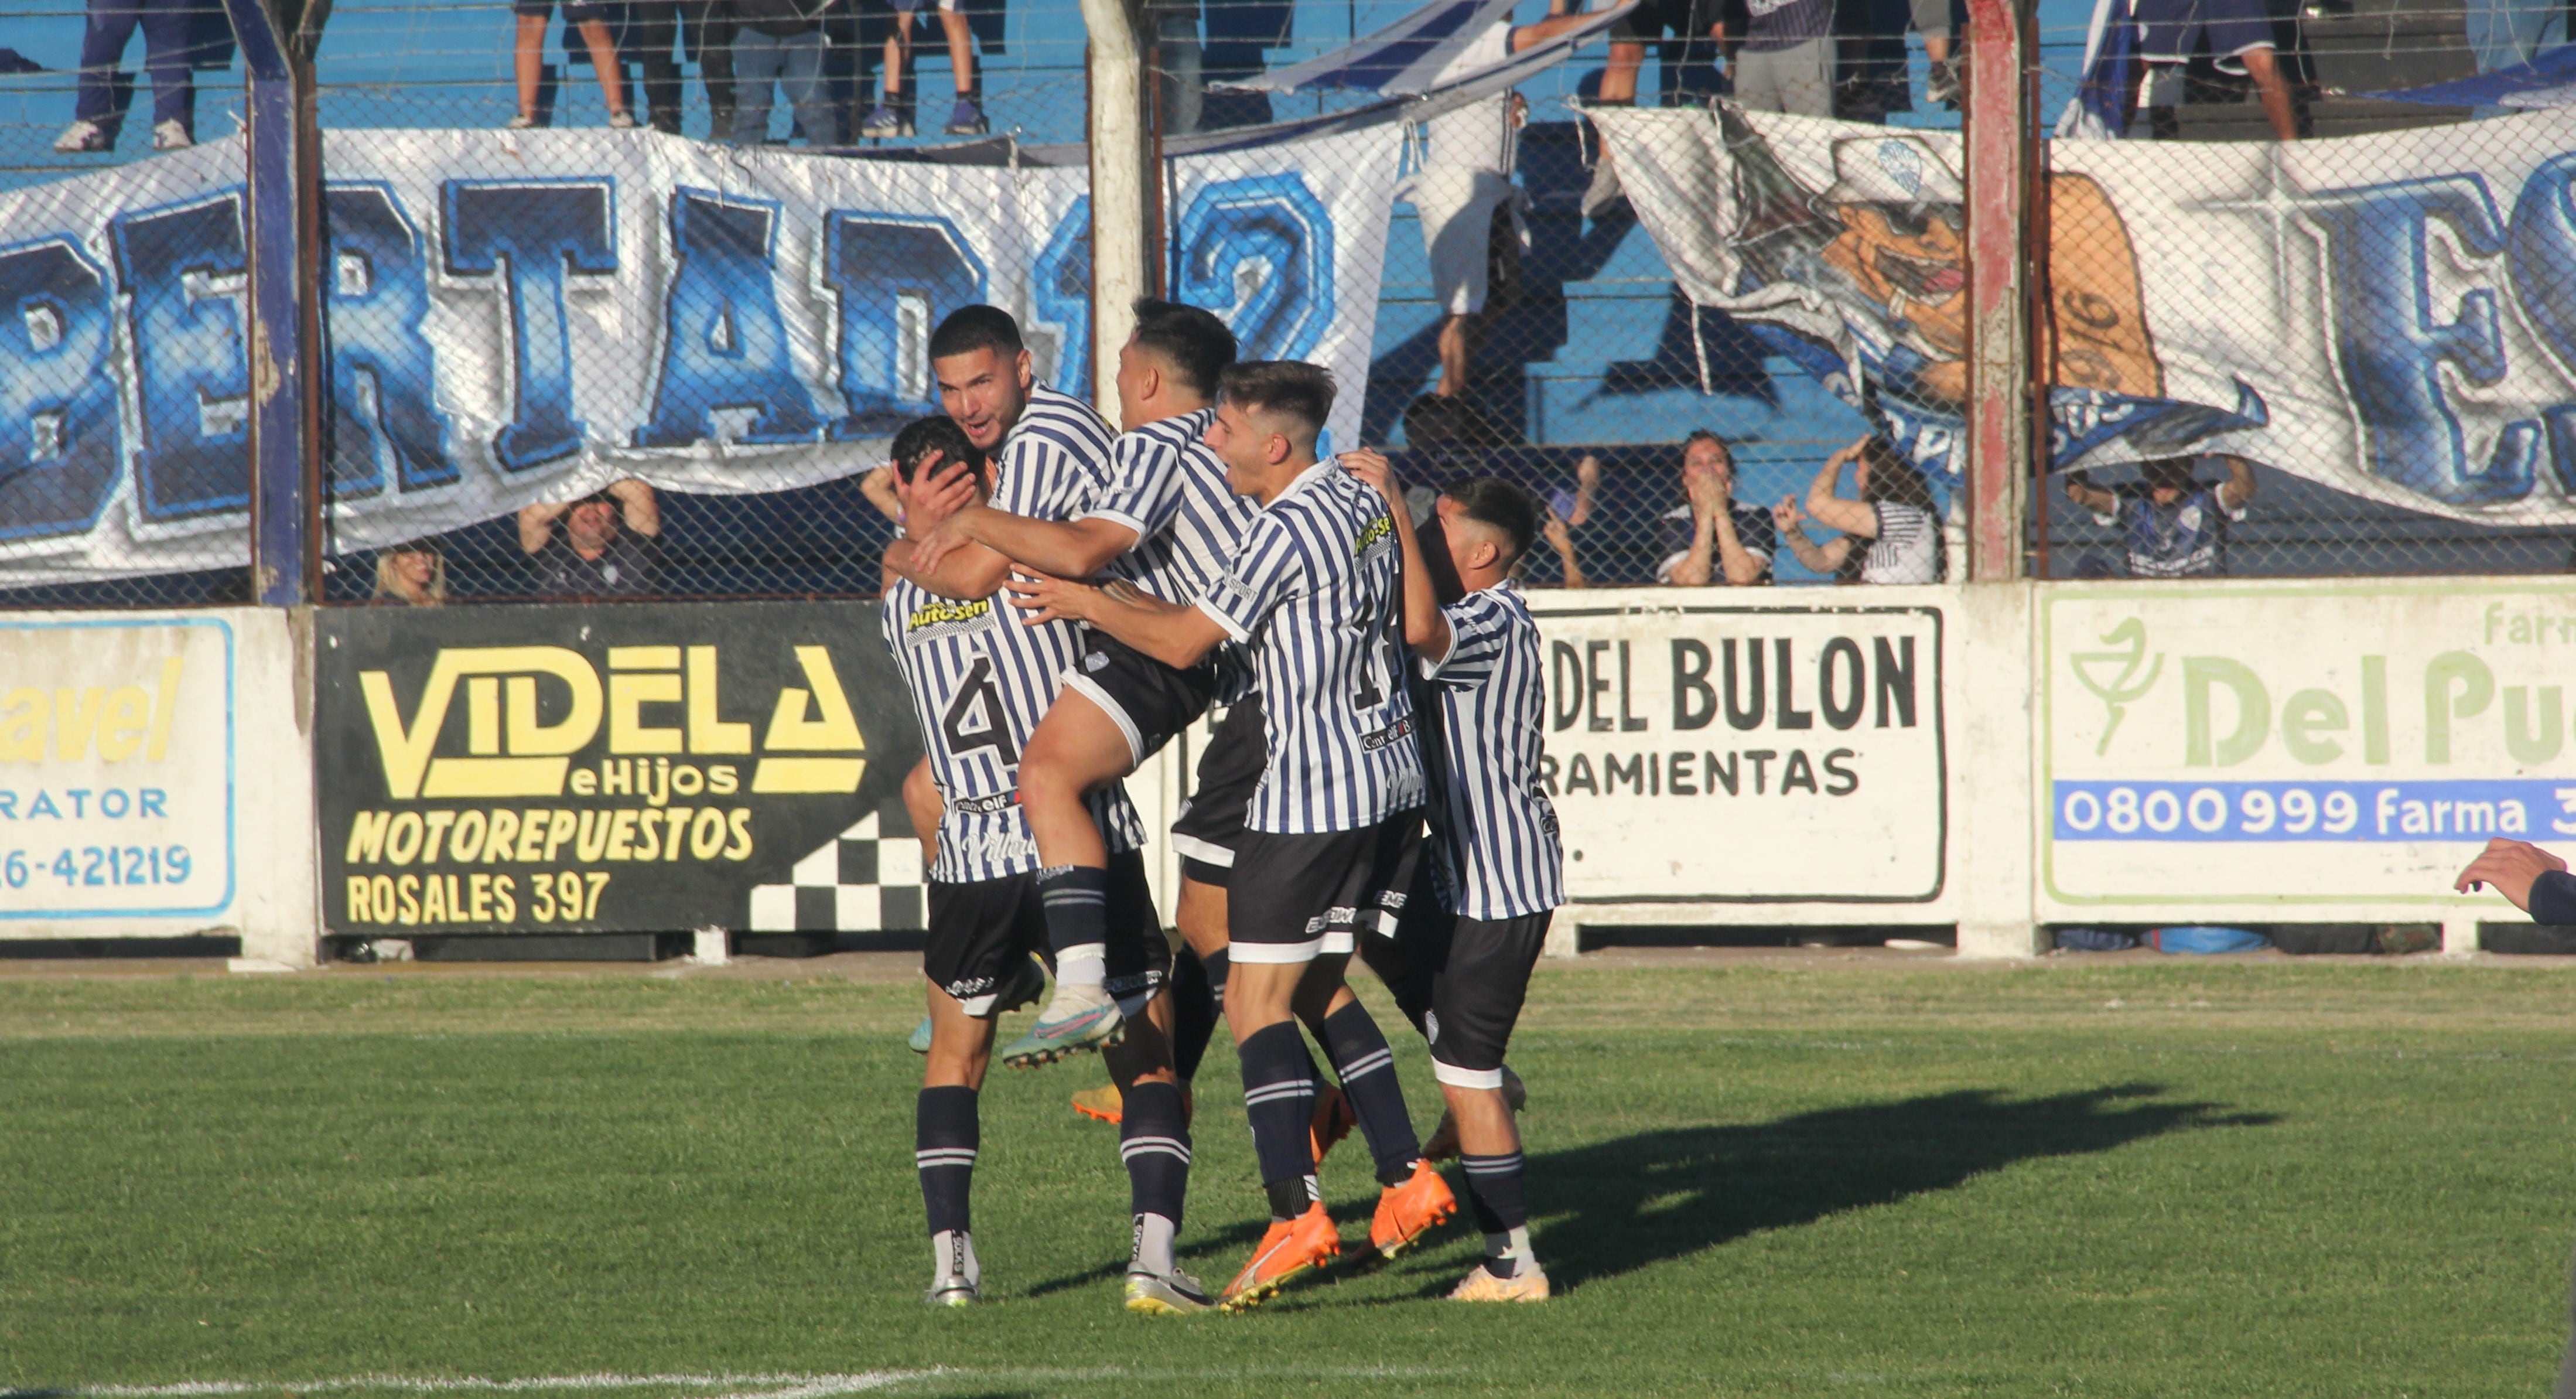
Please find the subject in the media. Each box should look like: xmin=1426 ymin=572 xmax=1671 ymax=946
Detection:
xmin=0 ymin=122 xmax=1403 ymax=585
xmin=1596 ymin=104 xmax=2576 ymax=527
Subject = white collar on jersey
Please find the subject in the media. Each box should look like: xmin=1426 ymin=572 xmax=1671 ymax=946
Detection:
xmin=1263 ymin=456 xmax=1336 ymax=511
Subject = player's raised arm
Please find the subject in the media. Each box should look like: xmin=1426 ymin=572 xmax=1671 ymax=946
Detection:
xmin=1341 ymin=448 xmax=1452 ymax=663
xmin=886 ymin=451 xmax=1014 ymax=600
xmin=910 ymin=501 xmax=1139 ymax=581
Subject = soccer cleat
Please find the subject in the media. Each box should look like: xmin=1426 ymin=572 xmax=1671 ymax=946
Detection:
xmin=151 ymin=120 xmax=191 ymax=151
xmin=1367 ymin=1160 xmax=1458 ymax=1261
xmin=53 ymin=120 xmax=110 ymax=153
xmin=1422 ymin=1065 xmax=1528 ymax=1162
xmin=909 ymin=1017 xmax=934 ymax=1055
xmin=1219 ymin=1203 xmax=1340 ymax=1311
xmin=1448 ymin=1263 xmax=1550 ymax=1302
xmin=918 ymin=952 xmax=1048 ymax=1053
xmin=943 ymin=99 xmax=989 ymax=135
xmin=1309 ymin=1083 xmax=1356 ymax=1165
xmin=924 ymin=1273 xmax=979 ymax=1306
xmin=608 ymin=111 xmax=638 ymax=129
xmin=860 ymin=104 xmax=913 ymax=138
xmin=1071 ymin=1081 xmax=1124 ymax=1123
xmin=1124 ymin=1264 xmax=1215 ymax=1314
xmin=1000 ymin=982 xmax=1126 ymax=1068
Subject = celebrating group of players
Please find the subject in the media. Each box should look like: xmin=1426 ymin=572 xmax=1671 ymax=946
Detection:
xmin=874 ymin=299 xmax=1563 ymax=1313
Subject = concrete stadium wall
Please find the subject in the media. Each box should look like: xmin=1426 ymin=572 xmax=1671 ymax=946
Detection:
xmin=0 ymin=606 xmax=319 ymax=966
xmin=12 ymin=583 xmax=2567 ymax=967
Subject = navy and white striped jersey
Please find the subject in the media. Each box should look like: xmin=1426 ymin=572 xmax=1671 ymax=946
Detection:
xmin=1081 ymin=407 xmax=1260 ymax=604
xmin=978 ymin=381 xmax=1123 ymax=770
xmin=1195 ymin=461 xmax=1426 ymax=834
xmin=881 ymin=577 xmax=1143 ymax=883
xmin=1420 ymin=581 xmax=1562 ymax=919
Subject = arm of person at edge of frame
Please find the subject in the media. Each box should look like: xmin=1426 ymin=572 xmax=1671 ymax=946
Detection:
xmin=2216 ymin=454 xmax=2259 ymax=512
xmin=607 ymin=477 xmax=662 ymax=537
xmin=1803 ymin=436 xmax=1880 ymax=537
xmin=1543 ymin=507 xmax=1588 ymax=590
xmin=1005 ymin=571 xmax=1225 ymax=670
xmin=883 ymin=453 xmax=1010 ymax=600
xmin=907 ymin=499 xmax=1140 ymax=584
xmin=1340 ymin=448 xmax=1453 ymax=664
xmin=2455 ymin=837 xmax=2576 ymax=923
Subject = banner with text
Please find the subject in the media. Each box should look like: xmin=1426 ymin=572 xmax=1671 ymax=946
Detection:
xmin=1528 ymin=593 xmax=1946 ymax=904
xmin=0 ymin=616 xmax=235 ymax=923
xmin=1595 ymin=104 xmax=2576 ymax=526
xmin=2042 ymin=583 xmax=2576 ymax=906
xmin=316 ymin=601 xmax=927 ymax=934
xmin=0 ymin=123 xmax=1403 ymax=585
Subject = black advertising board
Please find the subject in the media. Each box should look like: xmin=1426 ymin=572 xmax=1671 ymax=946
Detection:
xmin=316 ymin=602 xmax=922 ymax=934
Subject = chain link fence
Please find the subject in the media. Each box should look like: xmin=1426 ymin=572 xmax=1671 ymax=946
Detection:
xmin=2 ymin=1 xmax=253 ymax=608
xmin=12 ymin=0 xmax=2572 ymax=606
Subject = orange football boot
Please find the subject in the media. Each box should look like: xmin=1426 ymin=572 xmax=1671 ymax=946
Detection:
xmin=1218 ymin=1202 xmax=1341 ymax=1312
xmin=1368 ymin=1160 xmax=1458 ymax=1261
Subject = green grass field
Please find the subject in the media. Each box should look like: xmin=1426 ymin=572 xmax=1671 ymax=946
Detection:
xmin=8 ymin=953 xmax=2576 ymax=1397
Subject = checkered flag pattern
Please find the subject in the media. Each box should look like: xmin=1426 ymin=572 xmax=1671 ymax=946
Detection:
xmin=746 ymin=806 xmax=927 ymax=933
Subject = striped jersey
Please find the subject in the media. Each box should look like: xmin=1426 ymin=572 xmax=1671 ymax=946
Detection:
xmin=1195 ymin=460 xmax=1426 ymax=834
xmin=978 ymin=381 xmax=1122 ymax=742
xmin=1081 ymin=407 xmax=1260 ymax=604
xmin=1419 ymin=581 xmax=1562 ymax=919
xmin=881 ymin=576 xmax=1143 ymax=883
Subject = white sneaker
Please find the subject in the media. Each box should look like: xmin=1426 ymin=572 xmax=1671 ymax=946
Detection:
xmin=608 ymin=111 xmax=638 ymax=129
xmin=53 ymin=120 xmax=110 ymax=153
xmin=1123 ymin=1264 xmax=1215 ymax=1313
xmin=924 ymin=1272 xmax=979 ymax=1306
xmin=506 ymin=114 xmax=538 ymax=129
xmin=152 ymin=120 xmax=191 ymax=151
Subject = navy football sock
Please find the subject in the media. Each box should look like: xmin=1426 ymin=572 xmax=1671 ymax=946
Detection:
xmin=1320 ymin=1001 xmax=1422 ymax=1186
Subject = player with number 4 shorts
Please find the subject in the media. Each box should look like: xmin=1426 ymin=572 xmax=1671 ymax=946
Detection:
xmin=882 ymin=335 xmax=1207 ymax=1314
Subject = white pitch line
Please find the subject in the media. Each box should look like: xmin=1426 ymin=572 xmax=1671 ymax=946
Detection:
xmin=66 ymin=1364 xmax=1463 ymax=1399
xmin=76 ymin=1376 xmax=936 ymax=1399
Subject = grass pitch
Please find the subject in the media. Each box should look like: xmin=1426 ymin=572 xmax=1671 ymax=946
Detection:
xmin=6 ymin=952 xmax=2576 ymax=1397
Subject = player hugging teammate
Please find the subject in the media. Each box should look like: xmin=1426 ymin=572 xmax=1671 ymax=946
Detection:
xmin=877 ymin=302 xmax=1564 ymax=1312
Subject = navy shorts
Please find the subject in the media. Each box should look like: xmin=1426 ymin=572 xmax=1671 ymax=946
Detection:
xmin=2136 ymin=0 xmax=2274 ymax=63
xmin=516 ymin=0 xmax=613 ymax=23
xmin=1170 ymin=691 xmax=1264 ymax=886
xmin=925 ymin=848 xmax=1169 ymax=1015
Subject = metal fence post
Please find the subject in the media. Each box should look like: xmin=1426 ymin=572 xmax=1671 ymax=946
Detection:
xmin=224 ymin=0 xmax=323 ymax=606
xmin=1081 ymin=0 xmax=1152 ymax=426
xmin=1962 ymin=0 xmax=2031 ymax=582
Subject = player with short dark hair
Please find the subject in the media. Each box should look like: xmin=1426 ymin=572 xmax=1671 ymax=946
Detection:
xmin=1007 ymin=361 xmax=1456 ymax=1312
xmin=1342 ymin=453 xmax=1564 ymax=1304
xmin=882 ymin=414 xmax=1207 ymax=1315
xmin=906 ymin=299 xmax=1250 ymax=1074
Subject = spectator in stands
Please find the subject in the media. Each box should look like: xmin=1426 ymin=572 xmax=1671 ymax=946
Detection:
xmin=1774 ymin=434 xmax=1943 ymax=584
xmin=2131 ymin=0 xmax=2298 ymax=141
xmin=1540 ymin=506 xmax=1589 ymax=589
xmin=54 ymin=0 xmax=206 ymax=153
xmin=2467 ymin=0 xmax=2563 ymax=79
xmin=624 ymin=1 xmax=734 ymax=134
xmin=1149 ymin=0 xmax=1205 ymax=135
xmin=1649 ymin=431 xmax=1775 ymax=586
xmin=1409 ymin=81 xmax=1529 ymax=405
xmin=1717 ymin=0 xmax=1837 ymax=118
xmin=732 ymin=0 xmax=843 ymax=144
xmin=2063 ymin=455 xmax=2256 ymax=578
xmin=1915 ymin=0 xmax=1957 ymax=107
xmin=511 ymin=1 xmax=638 ymax=129
xmin=518 ymin=480 xmax=664 ymax=597
xmin=372 ymin=541 xmax=449 ymax=608
xmin=860 ymin=0 xmax=983 ymax=136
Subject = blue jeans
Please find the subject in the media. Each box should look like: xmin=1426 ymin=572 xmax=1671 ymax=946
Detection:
xmin=730 ymin=29 xmax=839 ymax=145
xmin=2467 ymin=0 xmax=2564 ymax=73
xmin=73 ymin=0 xmax=200 ymax=133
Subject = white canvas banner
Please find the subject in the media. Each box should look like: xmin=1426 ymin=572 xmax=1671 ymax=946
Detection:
xmin=0 ymin=121 xmax=1403 ymax=586
xmin=1594 ymin=104 xmax=2576 ymax=527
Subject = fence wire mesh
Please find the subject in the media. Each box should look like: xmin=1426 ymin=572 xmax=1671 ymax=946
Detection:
xmin=12 ymin=0 xmax=2574 ymax=607
xmin=2 ymin=1 xmax=252 ymax=608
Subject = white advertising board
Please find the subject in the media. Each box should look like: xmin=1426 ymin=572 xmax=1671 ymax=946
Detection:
xmin=1528 ymin=591 xmax=1948 ymax=909
xmin=0 ymin=615 xmax=234 ymax=922
xmin=2041 ymin=582 xmax=2576 ymax=913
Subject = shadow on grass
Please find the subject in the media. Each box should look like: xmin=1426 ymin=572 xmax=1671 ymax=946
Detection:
xmin=1030 ymin=1083 xmax=2271 ymax=1302
xmin=1522 ymin=1081 xmax=2273 ymax=1293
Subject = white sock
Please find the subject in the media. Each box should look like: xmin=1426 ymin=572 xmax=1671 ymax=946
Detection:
xmin=931 ymin=1229 xmax=981 ymax=1287
xmin=1484 ymin=1226 xmax=1535 ymax=1277
xmin=1055 ymin=947 xmax=1107 ymax=991
xmin=1130 ymin=1212 xmax=1177 ymax=1276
